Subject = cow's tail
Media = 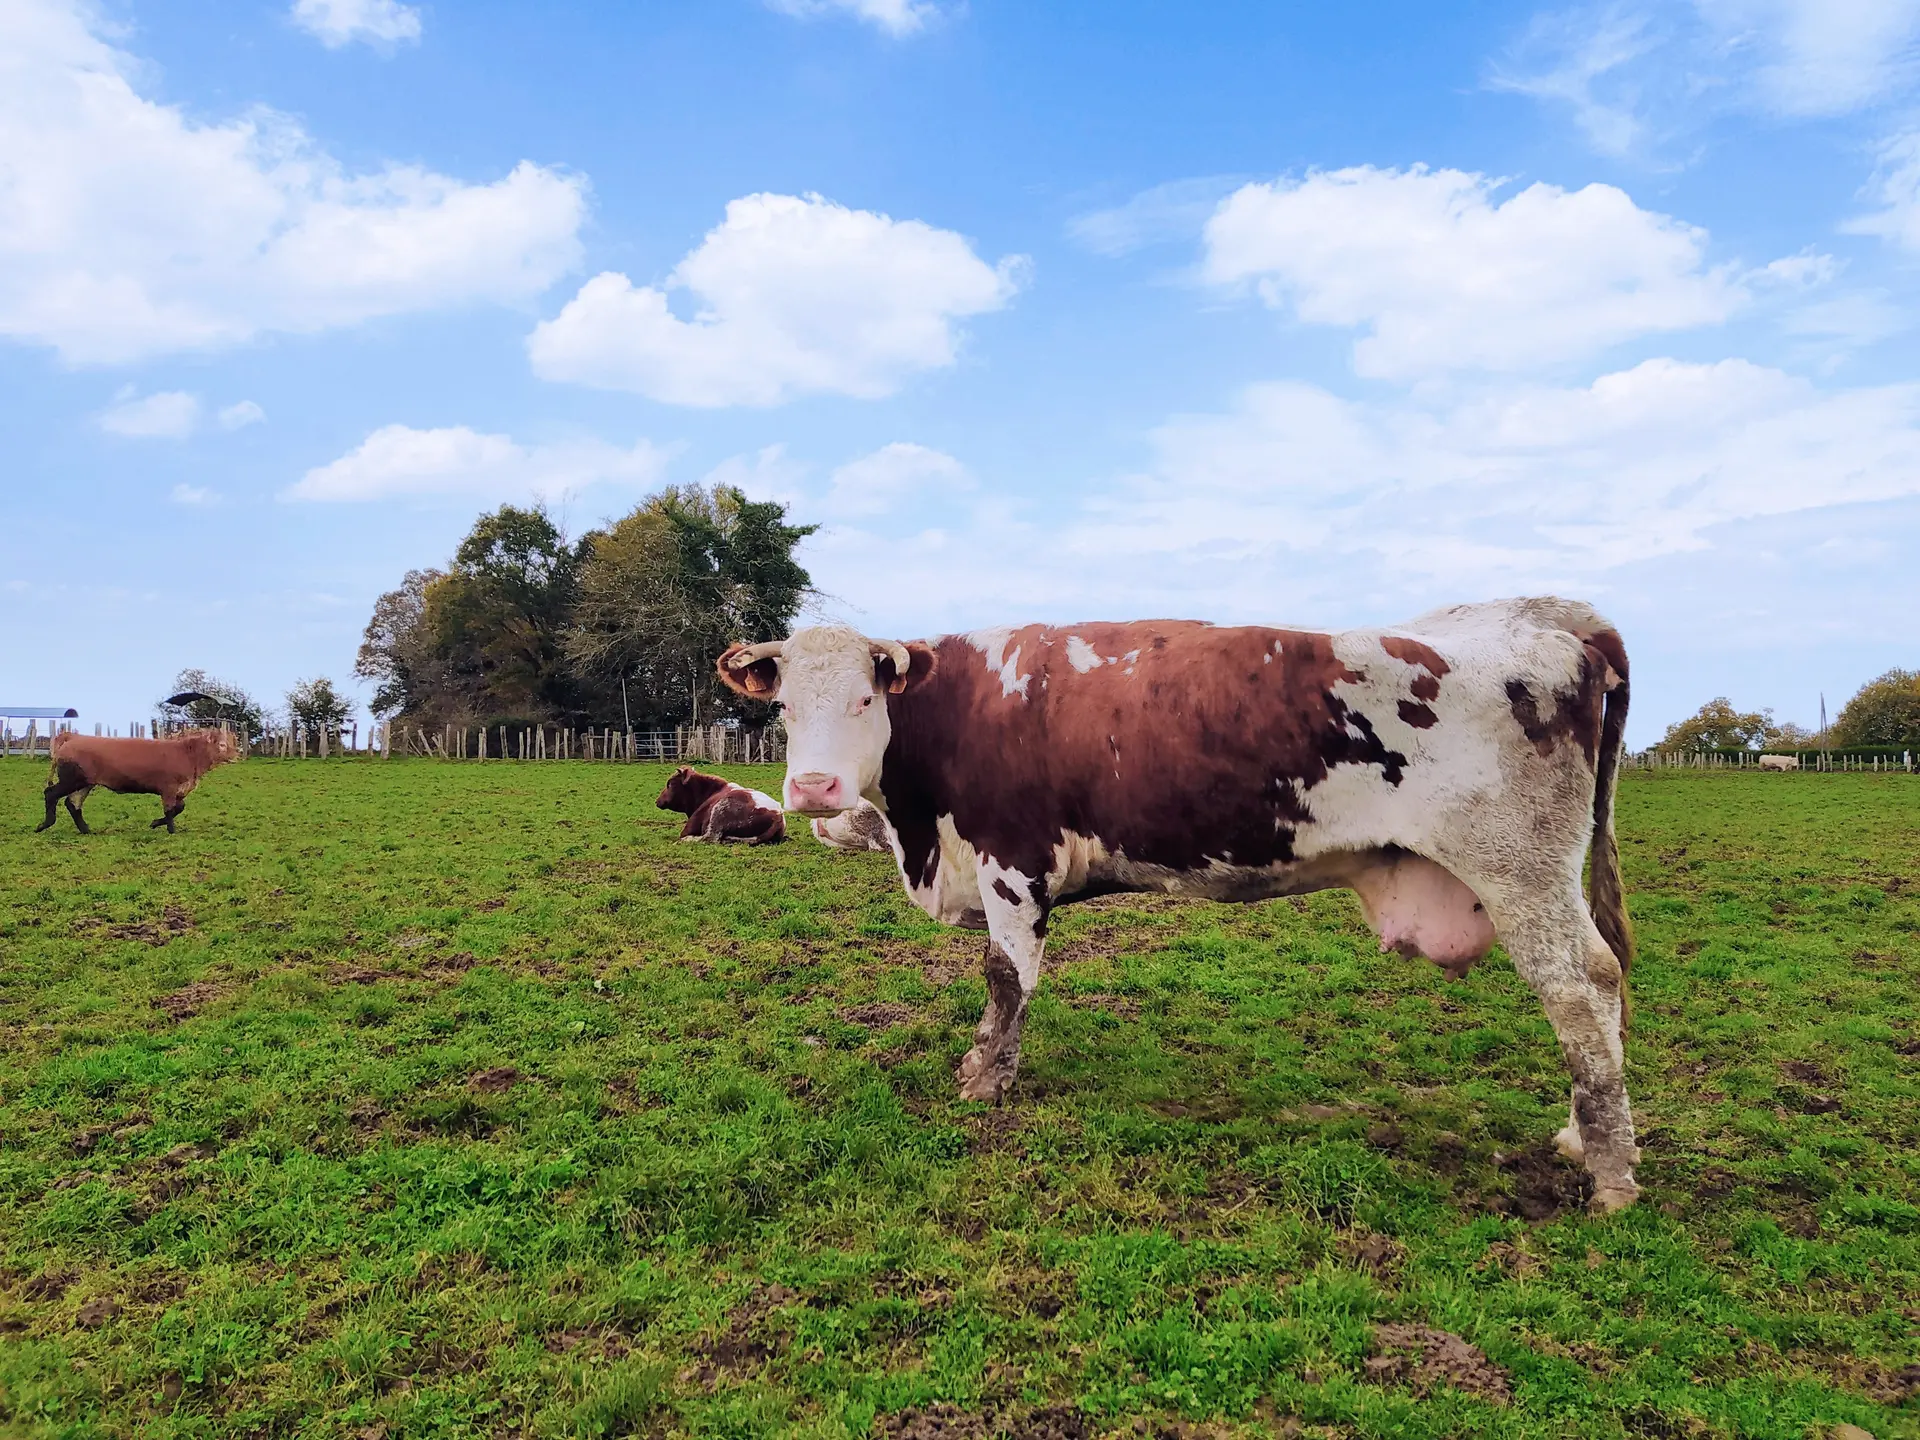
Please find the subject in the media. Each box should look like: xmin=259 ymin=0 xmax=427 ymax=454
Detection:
xmin=47 ymin=729 xmax=75 ymax=777
xmin=1589 ymin=654 xmax=1634 ymax=1032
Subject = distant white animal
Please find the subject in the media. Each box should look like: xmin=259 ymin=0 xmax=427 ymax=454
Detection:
xmin=1758 ymin=754 xmax=1800 ymax=771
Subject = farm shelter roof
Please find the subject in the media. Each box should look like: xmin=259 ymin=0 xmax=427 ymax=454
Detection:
xmin=0 ymin=707 xmax=78 ymax=720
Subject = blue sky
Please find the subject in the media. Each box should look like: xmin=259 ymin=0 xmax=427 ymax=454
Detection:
xmin=5 ymin=0 xmax=1919 ymax=745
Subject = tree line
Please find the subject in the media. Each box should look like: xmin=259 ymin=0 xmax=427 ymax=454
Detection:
xmin=353 ymin=484 xmax=814 ymax=732
xmin=1659 ymin=672 xmax=1920 ymax=753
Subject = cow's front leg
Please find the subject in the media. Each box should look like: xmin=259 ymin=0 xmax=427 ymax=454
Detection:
xmin=956 ymin=860 xmax=1046 ymax=1103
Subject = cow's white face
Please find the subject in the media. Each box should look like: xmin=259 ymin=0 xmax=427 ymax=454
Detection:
xmin=715 ymin=626 xmax=934 ymax=817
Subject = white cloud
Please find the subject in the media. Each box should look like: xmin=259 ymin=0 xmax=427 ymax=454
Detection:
xmin=1697 ymin=0 xmax=1920 ymax=116
xmin=0 ymin=0 xmax=586 ymax=364
xmin=766 ymin=0 xmax=938 ymax=36
xmin=1488 ymin=6 xmax=1668 ymax=158
xmin=169 ymin=483 xmax=218 ymax=505
xmin=529 ymin=193 xmax=1022 ymax=406
xmin=291 ymin=0 xmax=422 ymax=49
xmin=826 ymin=442 xmax=969 ymax=516
xmin=1843 ymin=129 xmax=1920 ymax=251
xmin=218 ymin=400 xmax=267 ymax=430
xmin=1202 ymin=166 xmax=1746 ymax=378
xmin=1495 ymin=0 xmax=1920 ymax=155
xmin=1067 ymin=177 xmax=1245 ymax=256
xmin=793 ymin=360 xmax=1920 ymax=643
xmin=285 ymin=425 xmax=670 ymax=504
xmin=98 ymin=391 xmax=201 ymax=439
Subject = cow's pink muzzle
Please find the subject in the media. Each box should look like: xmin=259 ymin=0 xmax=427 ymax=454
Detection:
xmin=786 ymin=771 xmax=847 ymax=815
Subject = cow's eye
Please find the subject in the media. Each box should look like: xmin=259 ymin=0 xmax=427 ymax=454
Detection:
xmin=861 ymin=695 xmax=874 ymax=709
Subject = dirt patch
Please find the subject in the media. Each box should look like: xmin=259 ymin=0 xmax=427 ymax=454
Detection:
xmin=872 ymin=1404 xmax=1091 ymax=1440
xmin=328 ymin=965 xmax=391 ymax=985
xmin=1064 ymin=991 xmax=1142 ymax=1019
xmin=423 ymin=952 xmax=479 ymax=980
xmin=1365 ymin=1322 xmax=1511 ymax=1405
xmin=1486 ymin=1144 xmax=1592 ymax=1221
xmin=1780 ymin=1060 xmax=1829 ymax=1085
xmin=1338 ymin=1230 xmax=1407 ymax=1277
xmin=22 ymin=1270 xmax=75 ymax=1302
xmin=842 ymin=1001 xmax=919 ymax=1030
xmin=466 ymin=1066 xmax=521 ymax=1094
xmin=71 ymin=1125 xmax=109 ymax=1156
xmin=154 ymin=981 xmax=225 ymax=1022
xmin=74 ymin=1296 xmax=123 ymax=1328
xmin=91 ymin=905 xmax=194 ymax=946
xmin=966 ymin=1109 xmax=1026 ymax=1155
xmin=1477 ymin=1240 xmax=1543 ymax=1280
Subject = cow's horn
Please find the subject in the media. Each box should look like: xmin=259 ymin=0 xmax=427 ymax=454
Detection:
xmin=870 ymin=639 xmax=910 ymax=675
xmin=727 ymin=640 xmax=785 ymax=669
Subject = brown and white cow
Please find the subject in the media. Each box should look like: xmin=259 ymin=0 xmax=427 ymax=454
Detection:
xmin=655 ymin=766 xmax=787 ymax=845
xmin=39 ymin=729 xmax=240 ymax=834
xmin=719 ymin=597 xmax=1642 ymax=1211
xmin=808 ymin=798 xmax=893 ymax=853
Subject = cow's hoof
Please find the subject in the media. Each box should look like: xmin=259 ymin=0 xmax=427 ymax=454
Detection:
xmin=957 ymin=1069 xmax=1009 ymax=1103
xmin=1554 ymin=1122 xmax=1585 ymax=1163
xmin=1588 ymin=1183 xmax=1638 ymax=1214
xmin=956 ymin=1044 xmax=990 ymax=1084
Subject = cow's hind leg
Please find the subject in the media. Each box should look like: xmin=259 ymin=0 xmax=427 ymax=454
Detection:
xmin=38 ymin=761 xmax=86 ymax=833
xmin=1496 ymin=887 xmax=1639 ymax=1212
xmin=957 ymin=859 xmax=1047 ymax=1103
xmin=64 ymin=786 xmax=94 ymax=834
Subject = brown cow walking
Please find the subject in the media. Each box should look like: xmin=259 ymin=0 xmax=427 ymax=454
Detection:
xmin=38 ymin=730 xmax=240 ymax=834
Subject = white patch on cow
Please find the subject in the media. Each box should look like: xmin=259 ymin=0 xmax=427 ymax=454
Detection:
xmin=1120 ymin=647 xmax=1142 ymax=676
xmin=748 ymin=789 xmax=782 ymax=812
xmin=967 ymin=626 xmax=1033 ymax=699
xmin=1064 ymin=635 xmax=1108 ymax=673
xmin=899 ymin=813 xmax=986 ymax=926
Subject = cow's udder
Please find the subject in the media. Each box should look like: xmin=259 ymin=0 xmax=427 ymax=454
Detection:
xmin=1346 ymin=850 xmax=1494 ymax=979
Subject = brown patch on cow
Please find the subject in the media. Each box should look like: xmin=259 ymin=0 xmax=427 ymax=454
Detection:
xmin=883 ymin=621 xmax=1411 ymax=894
xmin=155 ymin=981 xmax=225 ymax=1021
xmin=1365 ymin=1323 xmax=1511 ymax=1404
xmin=1409 ymin=674 xmax=1440 ymax=702
xmin=465 ymin=1066 xmax=520 ymax=1094
xmin=1486 ymin=1143 xmax=1592 ymax=1220
xmin=1396 ymin=701 xmax=1437 ymax=729
xmin=991 ymin=877 xmax=1022 ymax=907
xmin=1505 ymin=641 xmax=1611 ymax=762
xmin=1381 ymin=635 xmax=1452 ymax=678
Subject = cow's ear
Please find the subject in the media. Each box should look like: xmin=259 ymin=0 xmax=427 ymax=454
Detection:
xmin=876 ymin=641 xmax=937 ymax=695
xmin=717 ymin=644 xmax=780 ymax=699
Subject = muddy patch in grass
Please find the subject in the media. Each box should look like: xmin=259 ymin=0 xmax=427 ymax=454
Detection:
xmin=1484 ymin=1143 xmax=1592 ymax=1220
xmin=842 ymin=1001 xmax=919 ymax=1030
xmin=872 ymin=1403 xmax=1091 ymax=1440
xmin=80 ymin=904 xmax=194 ymax=946
xmin=1364 ymin=1322 xmax=1511 ymax=1404
xmin=154 ymin=980 xmax=226 ymax=1021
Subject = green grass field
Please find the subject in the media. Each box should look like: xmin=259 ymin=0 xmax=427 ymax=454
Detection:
xmin=1 ymin=759 xmax=1917 ymax=1440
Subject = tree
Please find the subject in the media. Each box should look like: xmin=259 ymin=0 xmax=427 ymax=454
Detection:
xmin=1657 ymin=698 xmax=1779 ymax=752
xmin=159 ymin=668 xmax=267 ymax=740
xmin=355 ymin=568 xmax=442 ymax=717
xmin=567 ymin=484 xmax=816 ymax=725
xmin=1832 ymin=669 xmax=1920 ymax=748
xmin=425 ymin=506 xmax=583 ymax=721
xmin=286 ymin=677 xmax=353 ymax=733
xmin=1772 ymin=721 xmax=1823 ymax=749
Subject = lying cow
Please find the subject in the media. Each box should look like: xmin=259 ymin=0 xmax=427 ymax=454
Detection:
xmin=655 ymin=766 xmax=786 ymax=844
xmin=1757 ymin=754 xmax=1800 ymax=771
xmin=38 ymin=729 xmax=240 ymax=834
xmin=809 ymin=798 xmax=893 ymax=852
xmin=719 ymin=597 xmax=1643 ymax=1211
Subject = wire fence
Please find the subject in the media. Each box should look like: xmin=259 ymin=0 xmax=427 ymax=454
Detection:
xmin=1 ymin=718 xmax=785 ymax=765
